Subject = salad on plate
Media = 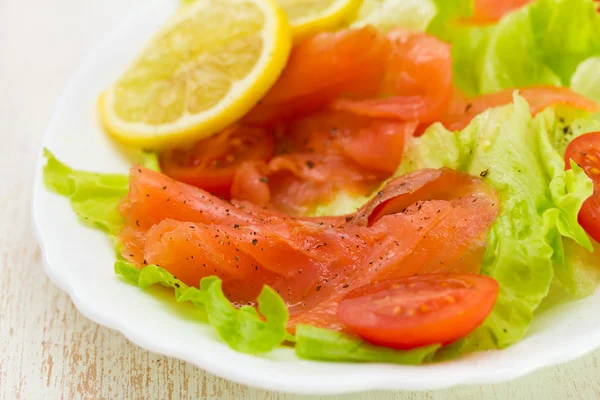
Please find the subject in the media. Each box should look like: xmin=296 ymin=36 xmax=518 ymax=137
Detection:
xmin=43 ymin=0 xmax=600 ymax=364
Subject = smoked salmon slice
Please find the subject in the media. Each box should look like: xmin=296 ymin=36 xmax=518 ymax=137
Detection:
xmin=332 ymin=30 xmax=453 ymax=124
xmin=231 ymin=111 xmax=417 ymax=215
xmin=118 ymin=167 xmax=499 ymax=330
xmin=243 ymin=27 xmax=390 ymax=127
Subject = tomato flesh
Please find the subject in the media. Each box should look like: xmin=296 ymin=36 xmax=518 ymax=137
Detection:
xmin=564 ymin=132 xmax=600 ymax=243
xmin=337 ymin=274 xmax=499 ymax=349
xmin=159 ymin=125 xmax=274 ymax=197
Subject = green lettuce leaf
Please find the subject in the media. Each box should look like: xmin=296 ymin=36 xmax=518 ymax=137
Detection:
xmin=553 ymin=238 xmax=600 ymax=299
xmin=310 ymin=191 xmax=368 ymax=217
xmin=571 ymin=57 xmax=600 ymax=106
xmin=548 ymin=108 xmax=600 ymax=156
xmin=529 ymin=0 xmax=600 ymax=84
xmin=43 ymin=149 xmax=129 ymax=235
xmin=295 ymin=325 xmax=440 ymax=364
xmin=445 ymin=0 xmax=600 ymax=96
xmin=115 ymin=261 xmax=289 ymax=354
xmin=351 ymin=0 xmax=437 ymax=32
xmin=559 ymin=111 xmax=600 ymax=154
xmin=136 ymin=151 xmax=161 ymax=172
xmin=350 ymin=0 xmax=476 ymax=35
xmin=397 ymin=94 xmax=595 ymax=349
xmin=427 ymin=0 xmax=474 ymax=40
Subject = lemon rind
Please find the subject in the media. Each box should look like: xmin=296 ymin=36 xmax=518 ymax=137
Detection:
xmin=100 ymin=0 xmax=292 ymax=149
xmin=289 ymin=0 xmax=362 ymax=42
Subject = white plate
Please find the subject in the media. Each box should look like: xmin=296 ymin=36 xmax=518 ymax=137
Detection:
xmin=32 ymin=0 xmax=600 ymax=394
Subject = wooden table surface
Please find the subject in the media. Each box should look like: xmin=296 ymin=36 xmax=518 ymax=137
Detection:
xmin=2 ymin=0 xmax=600 ymax=398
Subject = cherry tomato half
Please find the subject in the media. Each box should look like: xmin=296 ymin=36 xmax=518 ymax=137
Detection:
xmin=337 ymin=274 xmax=499 ymax=349
xmin=159 ymin=125 xmax=274 ymax=198
xmin=564 ymin=132 xmax=600 ymax=243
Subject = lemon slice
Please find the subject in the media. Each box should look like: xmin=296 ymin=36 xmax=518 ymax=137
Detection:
xmin=99 ymin=0 xmax=292 ymax=149
xmin=277 ymin=0 xmax=363 ymax=41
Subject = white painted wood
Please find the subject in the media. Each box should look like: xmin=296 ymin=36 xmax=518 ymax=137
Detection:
xmin=1 ymin=0 xmax=599 ymax=398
